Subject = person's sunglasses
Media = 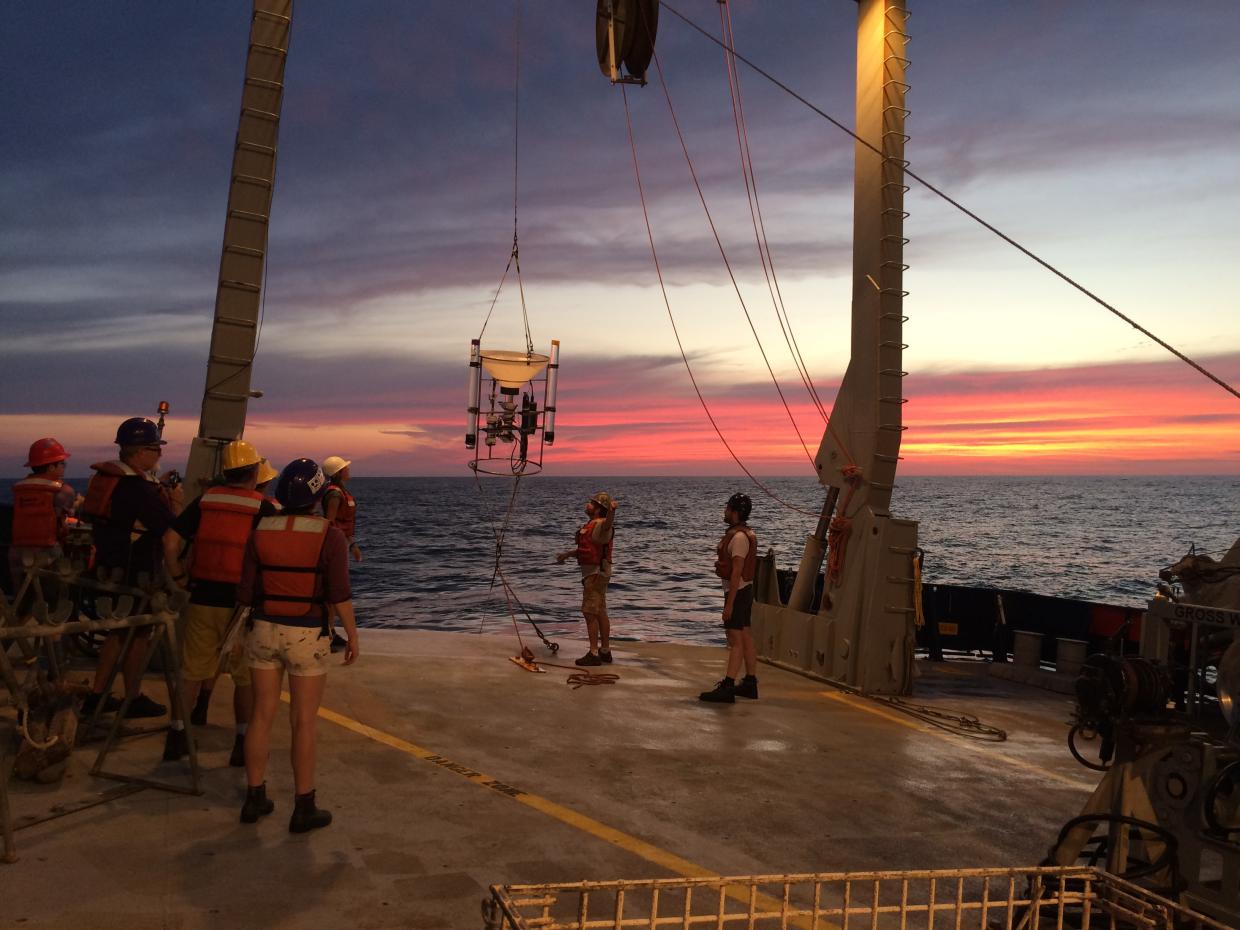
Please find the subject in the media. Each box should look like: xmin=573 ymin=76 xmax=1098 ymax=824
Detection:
xmin=143 ymin=445 xmax=163 ymax=453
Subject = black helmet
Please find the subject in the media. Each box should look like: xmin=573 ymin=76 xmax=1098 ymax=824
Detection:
xmin=275 ymin=458 xmax=327 ymax=511
xmin=726 ymin=492 xmax=752 ymax=522
xmin=114 ymin=417 xmax=165 ymax=446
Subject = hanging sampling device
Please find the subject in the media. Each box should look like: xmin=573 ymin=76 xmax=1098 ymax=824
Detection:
xmin=465 ymin=337 xmax=559 ymax=477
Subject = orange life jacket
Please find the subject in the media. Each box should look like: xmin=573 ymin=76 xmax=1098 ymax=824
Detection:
xmin=325 ymin=483 xmax=356 ymax=540
xmin=188 ymin=486 xmax=265 ymax=584
xmin=10 ymin=476 xmax=66 ymax=548
xmin=715 ymin=524 xmax=757 ymax=582
xmin=574 ymin=518 xmax=612 ymax=566
xmin=253 ymin=514 xmax=330 ymax=620
xmin=81 ymin=460 xmax=141 ymax=523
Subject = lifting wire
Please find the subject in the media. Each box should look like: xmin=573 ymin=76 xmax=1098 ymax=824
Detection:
xmin=471 ymin=0 xmax=559 ymax=662
xmin=647 ymin=43 xmax=819 ymax=470
xmin=473 ymin=470 xmax=559 ymax=655
xmin=620 ymin=84 xmax=820 ymax=520
xmin=716 ymin=0 xmax=828 ymax=423
xmin=659 ymin=0 xmax=1240 ymax=403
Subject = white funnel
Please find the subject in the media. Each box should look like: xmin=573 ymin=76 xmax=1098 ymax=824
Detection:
xmin=481 ymin=350 xmax=550 ymax=391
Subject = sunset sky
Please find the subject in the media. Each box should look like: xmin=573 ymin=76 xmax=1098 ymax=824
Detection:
xmin=2 ymin=2 xmax=1237 ymax=477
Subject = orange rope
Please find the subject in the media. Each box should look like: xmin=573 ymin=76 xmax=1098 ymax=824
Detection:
xmin=826 ymin=465 xmax=863 ymax=587
xmin=648 ymin=44 xmax=818 ymax=469
xmin=620 ymin=85 xmax=819 ymax=519
xmin=717 ymin=1 xmax=829 ymax=423
xmin=538 ymin=662 xmax=620 ymax=689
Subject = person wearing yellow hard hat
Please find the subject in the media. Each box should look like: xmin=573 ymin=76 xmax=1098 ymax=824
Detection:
xmin=320 ymin=455 xmax=360 ymax=652
xmin=160 ymin=439 xmax=281 ymax=763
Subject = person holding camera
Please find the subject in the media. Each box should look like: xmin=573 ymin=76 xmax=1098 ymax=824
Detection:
xmin=80 ymin=417 xmax=184 ymax=719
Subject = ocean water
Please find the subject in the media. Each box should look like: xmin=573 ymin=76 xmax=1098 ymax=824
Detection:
xmin=344 ymin=475 xmax=1239 ymax=647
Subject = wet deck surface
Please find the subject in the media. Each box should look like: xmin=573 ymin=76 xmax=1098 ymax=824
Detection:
xmin=3 ymin=631 xmax=1099 ymax=929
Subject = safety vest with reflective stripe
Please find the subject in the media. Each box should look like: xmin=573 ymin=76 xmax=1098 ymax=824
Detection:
xmin=188 ymin=486 xmax=265 ymax=584
xmin=253 ymin=514 xmax=330 ymax=620
xmin=325 ymin=483 xmax=356 ymax=540
xmin=11 ymin=476 xmax=66 ymax=548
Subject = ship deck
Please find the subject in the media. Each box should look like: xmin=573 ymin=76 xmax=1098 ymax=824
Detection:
xmin=3 ymin=630 xmax=1099 ymax=929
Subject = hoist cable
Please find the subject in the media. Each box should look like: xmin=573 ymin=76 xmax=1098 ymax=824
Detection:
xmin=621 ymin=84 xmax=819 ymax=518
xmin=480 ymin=0 xmax=534 ymax=355
xmin=660 ymin=0 xmax=1240 ymax=403
xmin=718 ymin=1 xmax=829 ymax=422
xmin=648 ymin=45 xmax=822 ymax=470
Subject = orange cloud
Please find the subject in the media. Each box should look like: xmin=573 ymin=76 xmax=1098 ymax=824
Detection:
xmin=3 ymin=355 xmax=1237 ymax=477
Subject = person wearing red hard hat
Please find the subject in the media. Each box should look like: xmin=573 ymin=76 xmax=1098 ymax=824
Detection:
xmin=8 ymin=438 xmax=78 ymax=592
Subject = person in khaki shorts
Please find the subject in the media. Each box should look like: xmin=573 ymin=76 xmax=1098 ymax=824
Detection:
xmin=162 ymin=440 xmax=279 ymax=764
xmin=556 ymin=491 xmax=617 ymax=667
xmin=236 ymin=458 xmax=358 ymax=833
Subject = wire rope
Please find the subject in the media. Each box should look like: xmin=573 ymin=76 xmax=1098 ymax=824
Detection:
xmin=647 ymin=45 xmax=822 ymax=469
xmin=621 ymin=84 xmax=819 ymax=518
xmin=659 ymin=0 xmax=1240 ymax=403
xmin=717 ymin=1 xmax=829 ymax=422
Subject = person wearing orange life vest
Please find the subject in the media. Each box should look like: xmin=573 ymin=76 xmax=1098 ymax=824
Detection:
xmin=699 ymin=492 xmax=760 ymax=704
xmin=183 ymin=455 xmax=283 ymax=731
xmin=556 ymin=491 xmax=618 ymax=667
xmin=160 ymin=441 xmax=280 ymax=764
xmin=237 ymin=458 xmax=357 ymax=833
xmin=320 ymin=455 xmax=359 ymax=652
xmin=81 ymin=417 xmax=184 ymax=720
xmin=7 ymin=438 xmax=78 ymax=591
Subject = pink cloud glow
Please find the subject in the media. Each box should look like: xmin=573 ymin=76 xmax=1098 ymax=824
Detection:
xmin=3 ymin=353 xmax=1237 ymax=478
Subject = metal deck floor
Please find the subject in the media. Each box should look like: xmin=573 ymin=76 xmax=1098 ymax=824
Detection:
xmin=2 ymin=630 xmax=1098 ymax=929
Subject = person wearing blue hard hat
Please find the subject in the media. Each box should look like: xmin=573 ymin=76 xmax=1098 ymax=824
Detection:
xmin=236 ymin=458 xmax=359 ymax=833
xmin=80 ymin=417 xmax=185 ymax=720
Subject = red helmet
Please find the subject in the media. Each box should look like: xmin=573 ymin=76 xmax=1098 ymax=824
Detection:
xmin=25 ymin=438 xmax=70 ymax=468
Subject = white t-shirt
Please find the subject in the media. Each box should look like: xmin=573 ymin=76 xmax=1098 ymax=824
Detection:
xmin=723 ymin=529 xmax=752 ymax=590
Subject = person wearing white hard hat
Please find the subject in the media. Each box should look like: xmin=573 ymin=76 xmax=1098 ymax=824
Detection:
xmin=161 ymin=440 xmax=280 ymax=763
xmin=320 ymin=455 xmax=360 ymax=652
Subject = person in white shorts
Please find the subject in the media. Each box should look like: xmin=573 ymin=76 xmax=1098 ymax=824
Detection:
xmin=235 ymin=458 xmax=359 ymax=833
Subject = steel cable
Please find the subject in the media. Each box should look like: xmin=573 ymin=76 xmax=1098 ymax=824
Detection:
xmin=659 ymin=0 xmax=1240 ymax=403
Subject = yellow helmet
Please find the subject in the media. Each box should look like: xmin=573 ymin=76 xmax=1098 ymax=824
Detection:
xmin=221 ymin=440 xmax=263 ymax=472
xmin=256 ymin=458 xmax=279 ymax=485
xmin=322 ymin=455 xmax=351 ymax=479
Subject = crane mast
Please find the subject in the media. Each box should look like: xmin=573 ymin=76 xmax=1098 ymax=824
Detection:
xmin=184 ymin=0 xmax=292 ymax=494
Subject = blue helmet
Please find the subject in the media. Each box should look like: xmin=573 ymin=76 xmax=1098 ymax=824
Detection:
xmin=115 ymin=417 xmax=166 ymax=446
xmin=275 ymin=458 xmax=327 ymax=511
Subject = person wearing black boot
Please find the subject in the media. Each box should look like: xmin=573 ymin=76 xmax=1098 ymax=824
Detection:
xmin=162 ymin=441 xmax=279 ymax=764
xmin=236 ymin=459 xmax=358 ymax=831
xmin=700 ymin=493 xmax=760 ymax=704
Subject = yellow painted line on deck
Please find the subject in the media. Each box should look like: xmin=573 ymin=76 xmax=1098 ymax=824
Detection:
xmin=818 ymin=691 xmax=1092 ymax=791
xmin=286 ymin=695 xmax=834 ymax=930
